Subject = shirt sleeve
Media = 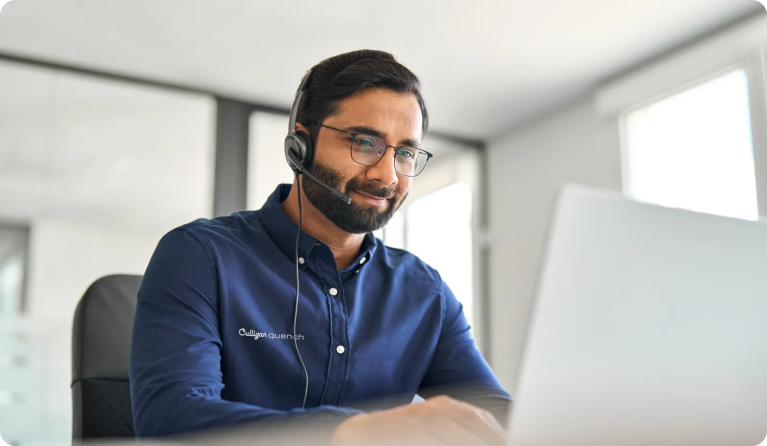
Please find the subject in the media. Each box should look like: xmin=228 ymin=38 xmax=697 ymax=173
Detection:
xmin=129 ymin=227 xmax=362 ymax=439
xmin=417 ymin=271 xmax=513 ymax=426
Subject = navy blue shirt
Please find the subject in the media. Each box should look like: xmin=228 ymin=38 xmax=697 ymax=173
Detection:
xmin=129 ymin=184 xmax=510 ymax=438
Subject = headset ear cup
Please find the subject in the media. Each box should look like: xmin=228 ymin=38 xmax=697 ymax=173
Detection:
xmin=296 ymin=130 xmax=315 ymax=171
xmin=284 ymin=135 xmax=303 ymax=173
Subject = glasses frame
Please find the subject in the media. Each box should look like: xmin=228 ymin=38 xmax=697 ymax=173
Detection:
xmin=319 ymin=124 xmax=433 ymax=177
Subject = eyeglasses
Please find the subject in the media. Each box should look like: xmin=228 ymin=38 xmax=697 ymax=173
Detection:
xmin=319 ymin=124 xmax=433 ymax=177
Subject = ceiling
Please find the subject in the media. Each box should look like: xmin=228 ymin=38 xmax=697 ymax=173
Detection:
xmin=0 ymin=0 xmax=762 ymax=140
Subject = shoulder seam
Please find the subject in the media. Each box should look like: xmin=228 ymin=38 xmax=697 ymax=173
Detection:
xmin=175 ymin=226 xmax=221 ymax=312
xmin=430 ymin=267 xmax=446 ymax=329
xmin=176 ymin=226 xmax=219 ymax=269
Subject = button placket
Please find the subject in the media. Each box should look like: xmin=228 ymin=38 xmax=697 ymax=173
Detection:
xmin=326 ymin=283 xmax=350 ymax=405
xmin=315 ymin=253 xmax=350 ymax=406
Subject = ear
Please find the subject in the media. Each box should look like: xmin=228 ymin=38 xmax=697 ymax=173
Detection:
xmin=296 ymin=122 xmax=310 ymax=134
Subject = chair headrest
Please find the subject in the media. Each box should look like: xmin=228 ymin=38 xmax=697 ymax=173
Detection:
xmin=72 ymin=274 xmax=142 ymax=383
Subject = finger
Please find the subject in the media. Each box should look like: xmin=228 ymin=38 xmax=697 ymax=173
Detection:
xmin=422 ymin=397 xmax=506 ymax=445
xmin=424 ymin=417 xmax=493 ymax=446
xmin=394 ymin=430 xmax=451 ymax=446
xmin=475 ymin=406 xmax=506 ymax=436
xmin=447 ymin=404 xmax=507 ymax=446
xmin=409 ymin=434 xmax=449 ymax=446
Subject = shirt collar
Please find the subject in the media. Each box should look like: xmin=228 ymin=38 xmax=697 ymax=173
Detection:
xmin=258 ymin=184 xmax=378 ymax=269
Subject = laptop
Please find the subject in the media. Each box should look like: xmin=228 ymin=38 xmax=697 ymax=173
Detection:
xmin=506 ymin=184 xmax=767 ymax=446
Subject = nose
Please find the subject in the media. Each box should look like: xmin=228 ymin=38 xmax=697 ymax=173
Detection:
xmin=366 ymin=146 xmax=399 ymax=187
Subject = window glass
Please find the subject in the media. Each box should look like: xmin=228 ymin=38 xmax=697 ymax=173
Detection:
xmin=406 ymin=182 xmax=474 ymax=328
xmin=0 ymin=225 xmax=27 ymax=315
xmin=247 ymin=112 xmax=295 ymax=210
xmin=623 ymin=69 xmax=758 ymax=220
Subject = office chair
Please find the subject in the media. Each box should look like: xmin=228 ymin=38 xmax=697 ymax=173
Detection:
xmin=71 ymin=274 xmax=142 ymax=441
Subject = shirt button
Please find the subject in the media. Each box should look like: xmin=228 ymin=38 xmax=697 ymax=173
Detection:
xmin=359 ymin=257 xmax=367 ymax=265
xmin=298 ymin=257 xmax=305 ymax=264
xmin=336 ymin=345 xmax=345 ymax=354
xmin=329 ymin=288 xmax=338 ymax=296
xmin=355 ymin=270 xmax=360 ymax=274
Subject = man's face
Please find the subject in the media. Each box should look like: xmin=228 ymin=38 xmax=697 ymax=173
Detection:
xmin=301 ymin=88 xmax=423 ymax=234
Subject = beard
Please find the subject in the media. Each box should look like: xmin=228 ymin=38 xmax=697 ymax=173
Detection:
xmin=301 ymin=160 xmax=407 ymax=234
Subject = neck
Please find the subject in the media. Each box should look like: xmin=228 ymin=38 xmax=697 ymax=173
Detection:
xmin=281 ymin=177 xmax=365 ymax=271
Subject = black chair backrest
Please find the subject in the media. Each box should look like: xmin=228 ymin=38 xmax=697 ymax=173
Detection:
xmin=71 ymin=274 xmax=142 ymax=440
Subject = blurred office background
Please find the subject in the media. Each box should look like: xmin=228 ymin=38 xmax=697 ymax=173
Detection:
xmin=0 ymin=0 xmax=766 ymax=444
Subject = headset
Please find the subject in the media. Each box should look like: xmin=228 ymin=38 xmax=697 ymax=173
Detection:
xmin=284 ymin=68 xmax=352 ymax=409
xmin=285 ymin=68 xmax=352 ymax=204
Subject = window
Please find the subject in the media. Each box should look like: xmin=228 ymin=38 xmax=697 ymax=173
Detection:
xmin=623 ymin=69 xmax=759 ymax=220
xmin=381 ymin=212 xmax=405 ymax=249
xmin=406 ymin=183 xmax=475 ymax=327
xmin=0 ymin=59 xmax=215 ymax=446
xmin=247 ymin=112 xmax=295 ymax=210
xmin=0 ymin=224 xmax=28 ymax=314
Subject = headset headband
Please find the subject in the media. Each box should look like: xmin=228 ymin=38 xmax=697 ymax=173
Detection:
xmin=288 ymin=68 xmax=315 ymax=135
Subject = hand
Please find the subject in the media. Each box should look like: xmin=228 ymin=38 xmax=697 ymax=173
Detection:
xmin=331 ymin=395 xmax=507 ymax=446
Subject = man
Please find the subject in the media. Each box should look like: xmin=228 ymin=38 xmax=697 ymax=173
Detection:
xmin=129 ymin=50 xmax=511 ymax=446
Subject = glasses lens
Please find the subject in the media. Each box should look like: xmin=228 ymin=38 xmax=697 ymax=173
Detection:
xmin=395 ymin=148 xmax=429 ymax=177
xmin=351 ymin=135 xmax=385 ymax=165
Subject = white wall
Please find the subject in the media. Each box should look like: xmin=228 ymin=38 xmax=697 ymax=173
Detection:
xmin=486 ymin=99 xmax=622 ymax=394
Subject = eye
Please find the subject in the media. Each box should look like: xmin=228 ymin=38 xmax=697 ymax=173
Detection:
xmin=397 ymin=149 xmax=416 ymax=159
xmin=359 ymin=138 xmax=375 ymax=147
xmin=353 ymin=137 xmax=377 ymax=149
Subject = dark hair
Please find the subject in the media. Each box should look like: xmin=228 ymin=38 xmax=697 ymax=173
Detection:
xmin=296 ymin=49 xmax=429 ymax=146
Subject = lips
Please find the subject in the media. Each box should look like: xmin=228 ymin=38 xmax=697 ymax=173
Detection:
xmin=353 ymin=190 xmax=390 ymax=206
xmin=356 ymin=190 xmax=391 ymax=200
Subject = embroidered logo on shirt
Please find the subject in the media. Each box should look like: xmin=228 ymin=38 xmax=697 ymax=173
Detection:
xmin=239 ymin=328 xmax=304 ymax=341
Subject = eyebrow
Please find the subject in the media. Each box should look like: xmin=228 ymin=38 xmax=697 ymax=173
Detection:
xmin=345 ymin=125 xmax=421 ymax=148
